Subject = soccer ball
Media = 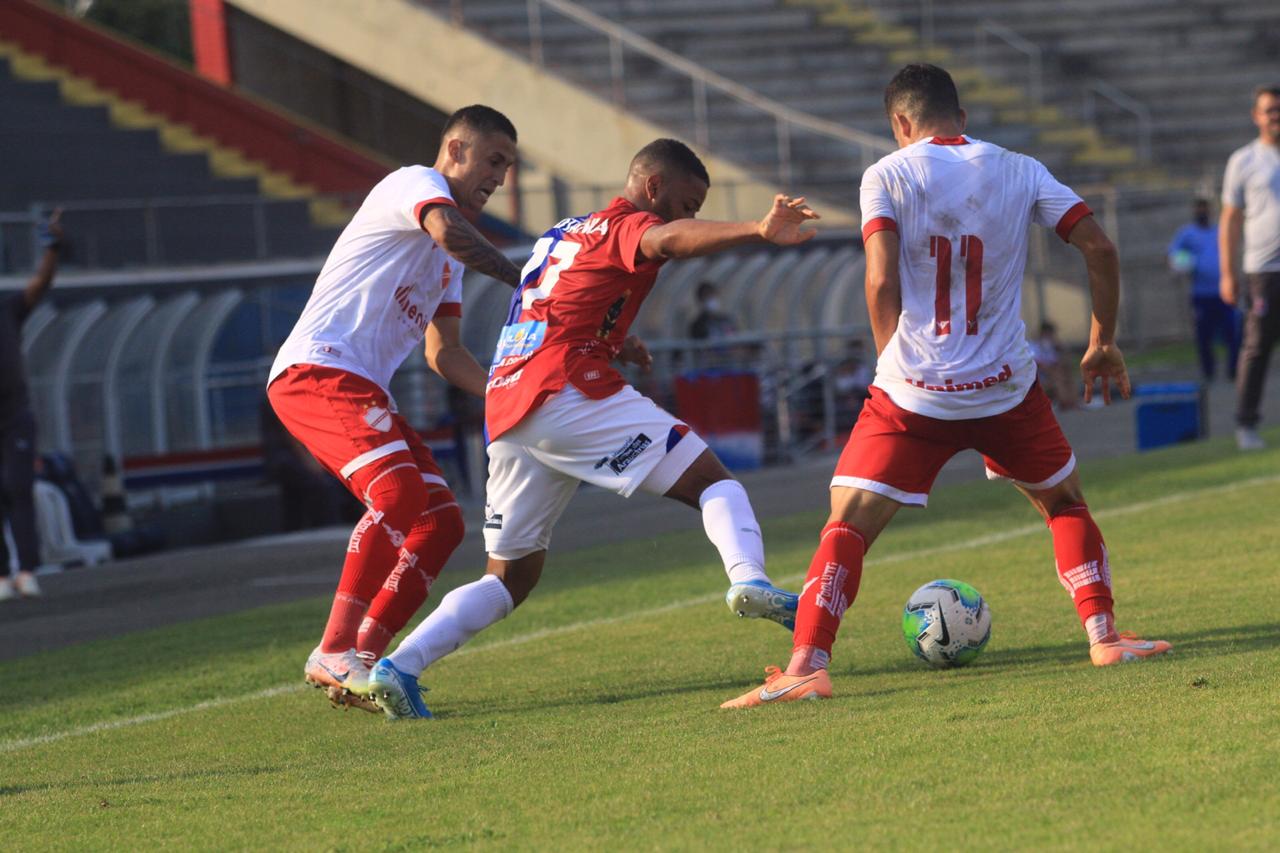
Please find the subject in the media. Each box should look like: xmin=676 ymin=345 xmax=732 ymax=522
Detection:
xmin=902 ymin=579 xmax=991 ymax=668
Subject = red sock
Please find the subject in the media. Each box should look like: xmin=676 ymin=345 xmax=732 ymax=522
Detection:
xmin=320 ymin=465 xmax=428 ymax=652
xmin=792 ymin=522 xmax=867 ymax=663
xmin=358 ymin=489 xmax=465 ymax=658
xmin=1048 ymin=504 xmax=1114 ymax=626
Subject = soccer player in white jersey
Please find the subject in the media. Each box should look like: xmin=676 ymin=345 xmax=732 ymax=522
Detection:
xmin=366 ymin=139 xmax=817 ymax=719
xmin=723 ymin=65 xmax=1172 ymax=708
xmin=267 ymin=105 xmax=523 ymax=710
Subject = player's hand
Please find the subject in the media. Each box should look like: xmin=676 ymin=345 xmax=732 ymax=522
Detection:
xmin=757 ymin=195 xmax=820 ymax=246
xmin=618 ymin=335 xmax=652 ymax=373
xmin=1080 ymin=343 xmax=1131 ymax=405
xmin=1220 ymin=272 xmax=1238 ymax=306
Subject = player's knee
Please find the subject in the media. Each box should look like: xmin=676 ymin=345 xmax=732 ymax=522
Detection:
xmin=361 ymin=463 xmax=431 ymax=534
xmin=1040 ymin=487 xmax=1086 ymax=520
xmin=1045 ymin=499 xmax=1090 ymax=524
xmin=487 ymin=555 xmax=542 ymax=607
xmin=666 ymin=451 xmax=732 ymax=507
xmin=426 ymin=497 xmax=466 ymax=553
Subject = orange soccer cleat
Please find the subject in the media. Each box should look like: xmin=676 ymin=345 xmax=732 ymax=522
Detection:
xmin=720 ymin=666 xmax=833 ymax=709
xmin=1089 ymin=631 xmax=1173 ymax=666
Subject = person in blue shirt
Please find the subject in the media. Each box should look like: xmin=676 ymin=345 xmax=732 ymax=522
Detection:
xmin=1169 ymin=198 xmax=1241 ymax=381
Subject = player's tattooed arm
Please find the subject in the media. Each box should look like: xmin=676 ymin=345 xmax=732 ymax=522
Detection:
xmin=422 ymin=205 xmax=521 ymax=288
xmin=864 ymin=230 xmax=901 ymax=357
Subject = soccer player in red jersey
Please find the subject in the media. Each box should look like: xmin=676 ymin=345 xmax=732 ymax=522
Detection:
xmin=367 ymin=139 xmax=819 ymax=718
xmin=267 ymin=105 xmax=523 ymax=709
xmin=723 ymin=65 xmax=1171 ymax=709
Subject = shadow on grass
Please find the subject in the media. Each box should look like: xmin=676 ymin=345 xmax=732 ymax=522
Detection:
xmin=440 ymin=621 xmax=1280 ymax=718
xmin=0 ymin=764 xmax=281 ymax=798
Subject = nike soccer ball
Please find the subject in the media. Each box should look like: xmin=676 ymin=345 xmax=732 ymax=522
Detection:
xmin=902 ymin=579 xmax=991 ymax=668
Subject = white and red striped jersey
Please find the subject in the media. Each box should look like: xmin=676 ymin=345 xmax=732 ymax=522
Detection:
xmin=269 ymin=166 xmax=464 ymax=393
xmin=859 ymin=135 xmax=1090 ymax=419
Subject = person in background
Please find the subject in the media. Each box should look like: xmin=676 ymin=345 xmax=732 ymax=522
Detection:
xmin=1030 ymin=321 xmax=1078 ymax=410
xmin=0 ymin=210 xmax=62 ymax=602
xmin=1169 ymin=198 xmax=1239 ymax=383
xmin=832 ymin=339 xmax=873 ymax=432
xmin=1220 ymin=85 xmax=1280 ymax=451
xmin=688 ymin=281 xmax=737 ymax=341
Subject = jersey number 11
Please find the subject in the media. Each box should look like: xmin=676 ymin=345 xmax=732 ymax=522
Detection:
xmin=930 ymin=234 xmax=984 ymax=336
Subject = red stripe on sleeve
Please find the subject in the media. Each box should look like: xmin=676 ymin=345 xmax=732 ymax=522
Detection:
xmin=414 ymin=197 xmax=458 ymax=231
xmin=432 ymin=302 xmax=462 ymax=319
xmin=861 ymin=217 xmax=898 ymax=242
xmin=1054 ymin=201 xmax=1093 ymax=242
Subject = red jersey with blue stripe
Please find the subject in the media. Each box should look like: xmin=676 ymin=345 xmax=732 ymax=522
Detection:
xmin=485 ymin=197 xmax=665 ymax=440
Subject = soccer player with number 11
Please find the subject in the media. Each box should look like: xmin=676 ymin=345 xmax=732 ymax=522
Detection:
xmin=724 ymin=65 xmax=1172 ymax=709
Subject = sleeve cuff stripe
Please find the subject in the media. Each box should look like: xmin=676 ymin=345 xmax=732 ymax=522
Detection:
xmin=414 ymin=197 xmax=458 ymax=231
xmin=1055 ymin=201 xmax=1092 ymax=242
xmin=861 ymin=217 xmax=898 ymax=242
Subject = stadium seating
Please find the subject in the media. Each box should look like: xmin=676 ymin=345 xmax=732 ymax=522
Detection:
xmin=450 ymin=0 xmax=1279 ymax=190
xmin=0 ymin=55 xmax=341 ymax=270
xmin=862 ymin=0 xmax=1280 ymax=183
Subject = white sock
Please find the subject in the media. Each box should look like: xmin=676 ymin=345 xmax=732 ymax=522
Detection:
xmin=387 ymin=574 xmax=514 ymax=676
xmin=699 ymin=480 xmax=769 ymax=586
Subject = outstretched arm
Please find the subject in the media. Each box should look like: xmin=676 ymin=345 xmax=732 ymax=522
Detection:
xmin=24 ymin=209 xmax=63 ymax=310
xmin=638 ymin=195 xmax=819 ymax=262
xmin=864 ymin=230 xmax=901 ymax=357
xmin=421 ymin=204 xmax=521 ymax=288
xmin=425 ymin=315 xmax=488 ymax=398
xmin=1066 ymin=215 xmax=1130 ymax=404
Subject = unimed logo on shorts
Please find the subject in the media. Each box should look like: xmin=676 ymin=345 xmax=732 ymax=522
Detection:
xmin=598 ymin=433 xmax=651 ymax=474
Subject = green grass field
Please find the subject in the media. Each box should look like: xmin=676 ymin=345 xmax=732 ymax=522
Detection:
xmin=2 ymin=436 xmax=1278 ymax=850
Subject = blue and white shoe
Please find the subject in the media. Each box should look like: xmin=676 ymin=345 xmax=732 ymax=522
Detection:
xmin=725 ymin=579 xmax=798 ymax=631
xmin=368 ymin=658 xmax=433 ymax=720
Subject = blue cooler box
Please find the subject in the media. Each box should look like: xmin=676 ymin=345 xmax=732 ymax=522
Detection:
xmin=1133 ymin=382 xmax=1206 ymax=451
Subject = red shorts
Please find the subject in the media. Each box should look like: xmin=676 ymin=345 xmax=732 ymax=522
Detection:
xmin=267 ymin=364 xmax=447 ymax=501
xmin=832 ymin=383 xmax=1074 ymax=506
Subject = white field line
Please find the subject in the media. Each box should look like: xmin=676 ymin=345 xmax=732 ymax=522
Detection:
xmin=4 ymin=472 xmax=1276 ymax=754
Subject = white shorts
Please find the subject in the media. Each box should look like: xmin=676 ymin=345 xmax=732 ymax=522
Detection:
xmin=483 ymin=384 xmax=708 ymax=560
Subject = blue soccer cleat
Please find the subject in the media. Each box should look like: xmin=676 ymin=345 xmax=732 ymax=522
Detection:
xmin=725 ymin=579 xmax=798 ymax=631
xmin=368 ymin=658 xmax=433 ymax=720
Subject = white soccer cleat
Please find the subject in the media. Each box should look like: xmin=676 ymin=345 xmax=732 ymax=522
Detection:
xmin=327 ymin=650 xmax=380 ymax=713
xmin=303 ymin=646 xmax=372 ymax=694
xmin=1236 ymin=427 xmax=1265 ymax=451
xmin=14 ymin=572 xmax=41 ymax=598
xmin=0 ymin=578 xmax=15 ymax=602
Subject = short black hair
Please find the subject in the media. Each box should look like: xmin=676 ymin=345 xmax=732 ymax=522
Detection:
xmin=631 ymin=138 xmax=710 ymax=186
xmin=442 ymin=104 xmax=517 ymax=142
xmin=884 ymin=64 xmax=962 ymax=124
